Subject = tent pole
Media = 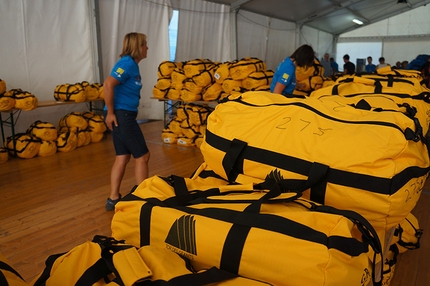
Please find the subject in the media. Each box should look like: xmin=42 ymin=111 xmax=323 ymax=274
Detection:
xmin=229 ymin=8 xmax=238 ymax=60
xmin=89 ymin=0 xmax=104 ymax=83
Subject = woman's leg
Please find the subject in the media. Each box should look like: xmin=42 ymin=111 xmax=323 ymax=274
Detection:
xmin=134 ymin=151 xmax=150 ymax=185
xmin=109 ymin=154 xmax=131 ymax=200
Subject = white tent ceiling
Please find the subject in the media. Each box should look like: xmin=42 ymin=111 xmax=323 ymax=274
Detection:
xmin=204 ymin=0 xmax=430 ymax=35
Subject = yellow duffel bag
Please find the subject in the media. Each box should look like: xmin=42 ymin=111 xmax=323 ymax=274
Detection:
xmin=192 ymin=65 xmax=217 ymax=87
xmin=176 ymin=135 xmax=195 ymax=146
xmin=0 ymin=90 xmax=15 ymax=111
xmin=83 ymin=83 xmax=101 ymax=100
xmin=61 ymin=126 xmax=91 ymax=147
xmin=5 ymin=133 xmax=41 ymax=159
xmin=154 ymin=78 xmax=171 ymax=90
xmin=58 ymin=112 xmax=89 ymax=130
xmin=229 ymin=57 xmax=266 ymax=80
xmin=221 ymin=77 xmax=243 ymax=94
xmin=180 ymin=88 xmax=202 ymax=102
xmin=166 ymin=88 xmax=180 ymax=100
xmin=56 ymin=131 xmax=78 ymax=152
xmin=161 ymin=128 xmax=178 ymax=144
xmin=54 ymin=83 xmax=85 ymax=102
xmin=202 ymin=82 xmax=223 ymax=101
xmin=200 ymin=91 xmax=430 ymax=231
xmin=214 ymin=62 xmax=233 ymax=85
xmin=82 ymin=112 xmax=107 ymax=133
xmin=183 ymin=59 xmax=213 ymax=78
xmin=167 ymin=117 xmax=183 ymax=135
xmin=180 ymin=119 xmax=200 ymax=139
xmin=296 ymin=59 xmax=324 ymax=82
xmin=188 ymin=105 xmax=212 ymax=126
xmin=310 ymin=75 xmax=430 ymax=135
xmin=111 ymin=173 xmax=383 ymax=286
xmin=170 ymin=68 xmax=187 ymax=86
xmin=90 ymin=131 xmax=104 ymax=143
xmin=152 ymin=86 xmax=169 ymax=99
xmin=27 ymin=120 xmax=57 ymax=141
xmin=242 ymin=70 xmax=274 ymax=90
xmin=10 ymin=89 xmax=38 ymax=110
xmin=157 ymin=60 xmax=179 ymax=79
xmin=31 ymin=235 xmax=264 ymax=286
xmin=38 ymin=140 xmax=57 ymax=157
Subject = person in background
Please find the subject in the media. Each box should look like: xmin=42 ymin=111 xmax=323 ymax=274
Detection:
xmin=365 ymin=56 xmax=376 ymax=73
xmin=321 ymin=53 xmax=332 ymax=77
xmin=103 ymin=32 xmax=151 ymax=211
xmin=395 ymin=61 xmax=402 ymax=69
xmin=343 ymin=54 xmax=355 ymax=75
xmin=330 ymin=57 xmax=339 ymax=75
xmin=402 ymin=61 xmax=409 ymax=69
xmin=376 ymin=57 xmax=389 ymax=70
xmin=270 ymin=44 xmax=315 ymax=96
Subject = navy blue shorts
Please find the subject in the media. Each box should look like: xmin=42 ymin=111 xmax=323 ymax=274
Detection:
xmin=105 ymin=109 xmax=149 ymax=158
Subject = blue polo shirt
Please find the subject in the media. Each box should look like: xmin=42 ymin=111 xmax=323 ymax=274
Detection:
xmin=270 ymin=57 xmax=296 ymax=95
xmin=105 ymin=55 xmax=142 ymax=112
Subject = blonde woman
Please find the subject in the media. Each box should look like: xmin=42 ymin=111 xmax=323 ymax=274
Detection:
xmin=103 ymin=32 xmax=150 ymax=211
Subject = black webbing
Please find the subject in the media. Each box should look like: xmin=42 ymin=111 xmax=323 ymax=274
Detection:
xmin=221 ymin=138 xmax=247 ymax=182
xmin=205 ymin=129 xmax=430 ymax=196
xmin=0 ymin=261 xmax=25 ymax=281
xmin=0 ymin=272 xmax=7 ymax=286
xmin=31 ymin=252 xmax=67 ymax=286
xmin=306 ymin=162 xmax=329 ymax=204
xmin=75 ymin=259 xmax=113 ymax=286
xmin=140 ymin=203 xmax=155 ymax=246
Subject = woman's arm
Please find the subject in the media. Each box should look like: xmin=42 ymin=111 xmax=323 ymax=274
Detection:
xmin=103 ymin=76 xmax=120 ymax=130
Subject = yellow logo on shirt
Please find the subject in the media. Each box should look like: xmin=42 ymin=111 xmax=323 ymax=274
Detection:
xmin=282 ymin=73 xmax=289 ymax=80
xmin=116 ymin=68 xmax=124 ymax=75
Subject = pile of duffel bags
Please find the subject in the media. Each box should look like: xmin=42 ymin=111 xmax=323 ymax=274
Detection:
xmin=111 ymin=66 xmax=428 ymax=285
xmin=162 ymin=103 xmax=214 ymax=148
xmin=54 ymin=81 xmax=104 ymax=102
xmin=4 ymin=111 xmax=106 ymax=159
xmin=152 ymin=58 xmax=274 ymax=102
xmin=2 ymin=66 xmax=427 ymax=285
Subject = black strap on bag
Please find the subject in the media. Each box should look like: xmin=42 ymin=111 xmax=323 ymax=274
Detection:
xmin=205 ymin=129 xmax=430 ymax=199
xmin=32 ymin=252 xmax=68 ymax=286
xmin=395 ymin=217 xmax=423 ymax=250
xmin=0 ymin=260 xmax=26 ymax=286
xmin=304 ymin=201 xmax=383 ymax=286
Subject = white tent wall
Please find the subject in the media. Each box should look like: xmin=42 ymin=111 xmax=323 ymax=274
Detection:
xmin=98 ymin=0 xmax=171 ymax=121
xmin=338 ymin=4 xmax=430 ymax=69
xmin=236 ymin=11 xmax=270 ymax=65
xmin=299 ymin=25 xmax=335 ymax=64
xmin=264 ymin=17 xmax=297 ymax=71
xmin=171 ymin=0 xmax=231 ymax=63
xmin=236 ymin=10 xmax=298 ymax=71
xmin=0 ymin=0 xmax=96 ymax=138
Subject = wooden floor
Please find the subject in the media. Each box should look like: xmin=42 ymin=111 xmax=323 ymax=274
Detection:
xmin=0 ymin=120 xmax=429 ymax=285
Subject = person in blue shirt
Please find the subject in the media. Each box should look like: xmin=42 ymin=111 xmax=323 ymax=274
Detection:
xmin=103 ymin=32 xmax=150 ymax=211
xmin=270 ymin=45 xmax=315 ymax=96
xmin=330 ymin=57 xmax=339 ymax=75
xmin=365 ymin=56 xmax=376 ymax=73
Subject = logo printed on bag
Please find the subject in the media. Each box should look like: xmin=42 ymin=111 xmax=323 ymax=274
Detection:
xmin=165 ymin=215 xmax=197 ymax=259
xmin=360 ymin=268 xmax=371 ymax=286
